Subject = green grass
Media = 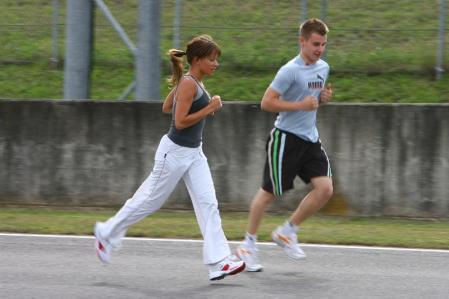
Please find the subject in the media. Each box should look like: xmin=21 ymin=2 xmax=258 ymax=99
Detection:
xmin=1 ymin=207 xmax=449 ymax=250
xmin=0 ymin=0 xmax=448 ymax=102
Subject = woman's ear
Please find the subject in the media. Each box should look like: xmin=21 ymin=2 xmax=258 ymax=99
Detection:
xmin=191 ymin=56 xmax=200 ymax=65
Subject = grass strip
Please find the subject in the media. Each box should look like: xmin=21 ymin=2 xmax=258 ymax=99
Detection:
xmin=1 ymin=207 xmax=448 ymax=250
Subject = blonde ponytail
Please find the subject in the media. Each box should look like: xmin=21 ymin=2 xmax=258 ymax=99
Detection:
xmin=167 ymin=49 xmax=186 ymax=87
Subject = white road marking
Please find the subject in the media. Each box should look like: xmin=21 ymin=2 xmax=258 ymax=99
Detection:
xmin=1 ymin=232 xmax=448 ymax=254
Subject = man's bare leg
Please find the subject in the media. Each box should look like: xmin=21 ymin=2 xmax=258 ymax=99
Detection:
xmin=247 ymin=188 xmax=276 ymax=235
xmin=289 ymin=176 xmax=333 ymax=226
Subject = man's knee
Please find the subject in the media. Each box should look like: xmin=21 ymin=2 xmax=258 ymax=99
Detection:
xmin=313 ymin=178 xmax=333 ymax=201
xmin=321 ymin=183 xmax=333 ymax=200
xmin=254 ymin=188 xmax=276 ymax=205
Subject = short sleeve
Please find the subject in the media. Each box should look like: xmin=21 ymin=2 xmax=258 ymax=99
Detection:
xmin=270 ymin=65 xmax=294 ymax=95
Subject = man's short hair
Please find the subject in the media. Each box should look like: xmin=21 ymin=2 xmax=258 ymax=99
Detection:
xmin=300 ymin=18 xmax=329 ymax=39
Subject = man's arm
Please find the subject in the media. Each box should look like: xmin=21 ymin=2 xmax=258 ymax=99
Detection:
xmin=261 ymin=87 xmax=319 ymax=112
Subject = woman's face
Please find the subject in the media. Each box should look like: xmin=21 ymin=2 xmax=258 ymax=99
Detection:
xmin=196 ymin=51 xmax=220 ymax=76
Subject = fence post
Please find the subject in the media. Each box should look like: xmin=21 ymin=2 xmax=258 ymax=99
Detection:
xmin=320 ymin=0 xmax=328 ymax=21
xmin=172 ymin=0 xmax=182 ymax=49
xmin=300 ymin=0 xmax=307 ymax=23
xmin=136 ymin=0 xmax=161 ymax=101
xmin=321 ymin=0 xmax=328 ymax=60
xmin=436 ymin=0 xmax=446 ymax=80
xmin=50 ymin=0 xmax=59 ymax=68
xmin=63 ymin=0 xmax=94 ymax=99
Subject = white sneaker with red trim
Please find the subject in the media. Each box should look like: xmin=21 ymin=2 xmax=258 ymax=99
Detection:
xmin=94 ymin=222 xmax=112 ymax=264
xmin=208 ymin=255 xmax=246 ymax=281
xmin=272 ymin=226 xmax=306 ymax=260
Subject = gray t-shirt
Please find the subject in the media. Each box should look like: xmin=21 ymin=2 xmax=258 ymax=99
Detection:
xmin=270 ymin=55 xmax=329 ymax=142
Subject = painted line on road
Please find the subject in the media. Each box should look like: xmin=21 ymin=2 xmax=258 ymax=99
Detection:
xmin=1 ymin=232 xmax=449 ymax=254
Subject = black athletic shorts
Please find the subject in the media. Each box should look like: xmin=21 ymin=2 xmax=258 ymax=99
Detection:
xmin=261 ymin=127 xmax=332 ymax=197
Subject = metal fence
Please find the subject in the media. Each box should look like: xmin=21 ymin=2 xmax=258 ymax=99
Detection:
xmin=0 ymin=0 xmax=447 ymax=99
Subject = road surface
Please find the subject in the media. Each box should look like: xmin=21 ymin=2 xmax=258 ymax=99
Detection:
xmin=1 ymin=233 xmax=449 ymax=299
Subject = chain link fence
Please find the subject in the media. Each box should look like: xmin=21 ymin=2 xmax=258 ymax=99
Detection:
xmin=0 ymin=0 xmax=447 ymax=100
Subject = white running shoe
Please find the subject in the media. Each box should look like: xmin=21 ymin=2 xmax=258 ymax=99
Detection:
xmin=272 ymin=226 xmax=306 ymax=260
xmin=94 ymin=222 xmax=112 ymax=264
xmin=208 ymin=255 xmax=246 ymax=281
xmin=235 ymin=243 xmax=263 ymax=272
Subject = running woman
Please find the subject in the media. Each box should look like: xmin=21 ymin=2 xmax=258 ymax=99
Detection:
xmin=236 ymin=18 xmax=333 ymax=272
xmin=94 ymin=34 xmax=245 ymax=281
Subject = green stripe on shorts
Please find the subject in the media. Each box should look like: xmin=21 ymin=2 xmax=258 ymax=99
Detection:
xmin=272 ymin=129 xmax=281 ymax=196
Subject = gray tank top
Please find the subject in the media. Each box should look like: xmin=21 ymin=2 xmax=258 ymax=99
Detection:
xmin=167 ymin=75 xmax=210 ymax=148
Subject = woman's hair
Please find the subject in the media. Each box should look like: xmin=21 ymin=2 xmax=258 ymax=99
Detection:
xmin=299 ymin=18 xmax=329 ymax=40
xmin=167 ymin=34 xmax=221 ymax=86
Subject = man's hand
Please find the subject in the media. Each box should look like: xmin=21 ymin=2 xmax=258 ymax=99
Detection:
xmin=319 ymin=83 xmax=333 ymax=104
xmin=301 ymin=95 xmax=320 ymax=111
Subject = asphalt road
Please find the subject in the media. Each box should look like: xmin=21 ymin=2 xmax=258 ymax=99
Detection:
xmin=1 ymin=233 xmax=449 ymax=299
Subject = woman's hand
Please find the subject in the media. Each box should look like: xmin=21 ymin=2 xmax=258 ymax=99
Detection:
xmin=208 ymin=95 xmax=222 ymax=116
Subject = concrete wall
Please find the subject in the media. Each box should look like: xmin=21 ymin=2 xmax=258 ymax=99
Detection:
xmin=1 ymin=100 xmax=448 ymax=218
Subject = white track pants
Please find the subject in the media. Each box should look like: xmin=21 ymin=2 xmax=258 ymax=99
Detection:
xmin=101 ymin=135 xmax=231 ymax=265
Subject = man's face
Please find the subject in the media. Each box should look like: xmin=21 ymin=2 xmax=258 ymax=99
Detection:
xmin=300 ymin=33 xmax=327 ymax=64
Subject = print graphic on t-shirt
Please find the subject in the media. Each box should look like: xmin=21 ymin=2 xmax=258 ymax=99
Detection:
xmin=307 ymin=73 xmax=325 ymax=89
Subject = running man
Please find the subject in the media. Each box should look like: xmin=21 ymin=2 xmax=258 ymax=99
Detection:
xmin=236 ymin=18 xmax=333 ymax=272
